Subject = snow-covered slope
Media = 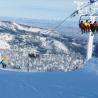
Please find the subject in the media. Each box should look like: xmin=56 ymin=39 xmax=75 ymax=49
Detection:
xmin=0 ymin=21 xmax=68 ymax=53
xmin=0 ymin=57 xmax=98 ymax=98
xmin=0 ymin=21 xmax=85 ymax=71
xmin=0 ymin=21 xmax=43 ymax=33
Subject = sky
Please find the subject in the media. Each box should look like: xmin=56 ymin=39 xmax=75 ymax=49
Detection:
xmin=0 ymin=0 xmax=76 ymax=20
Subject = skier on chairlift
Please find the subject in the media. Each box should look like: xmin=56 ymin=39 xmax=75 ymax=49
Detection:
xmin=90 ymin=21 xmax=94 ymax=32
xmin=84 ymin=20 xmax=90 ymax=32
xmin=79 ymin=21 xmax=85 ymax=33
xmin=92 ymin=21 xmax=97 ymax=33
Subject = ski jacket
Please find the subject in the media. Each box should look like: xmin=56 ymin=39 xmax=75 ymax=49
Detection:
xmin=2 ymin=57 xmax=8 ymax=64
xmin=84 ymin=22 xmax=90 ymax=27
xmin=93 ymin=23 xmax=97 ymax=27
xmin=79 ymin=23 xmax=85 ymax=28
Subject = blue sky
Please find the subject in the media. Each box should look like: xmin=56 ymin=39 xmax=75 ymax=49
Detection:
xmin=0 ymin=0 xmax=76 ymax=20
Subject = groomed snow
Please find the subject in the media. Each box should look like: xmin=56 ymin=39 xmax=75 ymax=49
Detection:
xmin=0 ymin=57 xmax=98 ymax=98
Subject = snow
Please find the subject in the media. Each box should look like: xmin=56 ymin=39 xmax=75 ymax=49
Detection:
xmin=72 ymin=42 xmax=81 ymax=47
xmin=13 ymin=22 xmax=43 ymax=32
xmin=0 ymin=21 xmax=84 ymax=71
xmin=0 ymin=33 xmax=14 ymax=49
xmin=0 ymin=57 xmax=98 ymax=98
xmin=0 ymin=21 xmax=43 ymax=33
xmin=0 ymin=33 xmax=14 ymax=41
xmin=51 ymin=40 xmax=68 ymax=53
xmin=0 ymin=40 xmax=10 ymax=49
xmin=0 ymin=21 xmax=67 ymax=52
xmin=0 ymin=20 xmax=97 ymax=98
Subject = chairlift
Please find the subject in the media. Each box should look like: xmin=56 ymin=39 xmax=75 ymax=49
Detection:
xmin=79 ymin=14 xmax=98 ymax=34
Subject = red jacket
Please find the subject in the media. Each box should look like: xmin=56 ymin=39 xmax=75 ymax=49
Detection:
xmin=79 ymin=23 xmax=85 ymax=28
xmin=93 ymin=23 xmax=97 ymax=27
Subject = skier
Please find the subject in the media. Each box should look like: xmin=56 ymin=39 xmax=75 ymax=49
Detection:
xmin=84 ymin=20 xmax=90 ymax=32
xmin=92 ymin=21 xmax=97 ymax=33
xmin=90 ymin=21 xmax=94 ymax=32
xmin=0 ymin=57 xmax=8 ymax=68
xmin=79 ymin=21 xmax=85 ymax=34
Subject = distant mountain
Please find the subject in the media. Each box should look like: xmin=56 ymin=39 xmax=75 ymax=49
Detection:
xmin=0 ymin=21 xmax=69 ymax=54
xmin=0 ymin=20 xmax=85 ymax=71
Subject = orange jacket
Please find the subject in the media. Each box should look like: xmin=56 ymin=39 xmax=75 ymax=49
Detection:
xmin=2 ymin=57 xmax=8 ymax=62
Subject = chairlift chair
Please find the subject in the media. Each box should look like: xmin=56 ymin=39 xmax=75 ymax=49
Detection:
xmin=79 ymin=14 xmax=98 ymax=33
